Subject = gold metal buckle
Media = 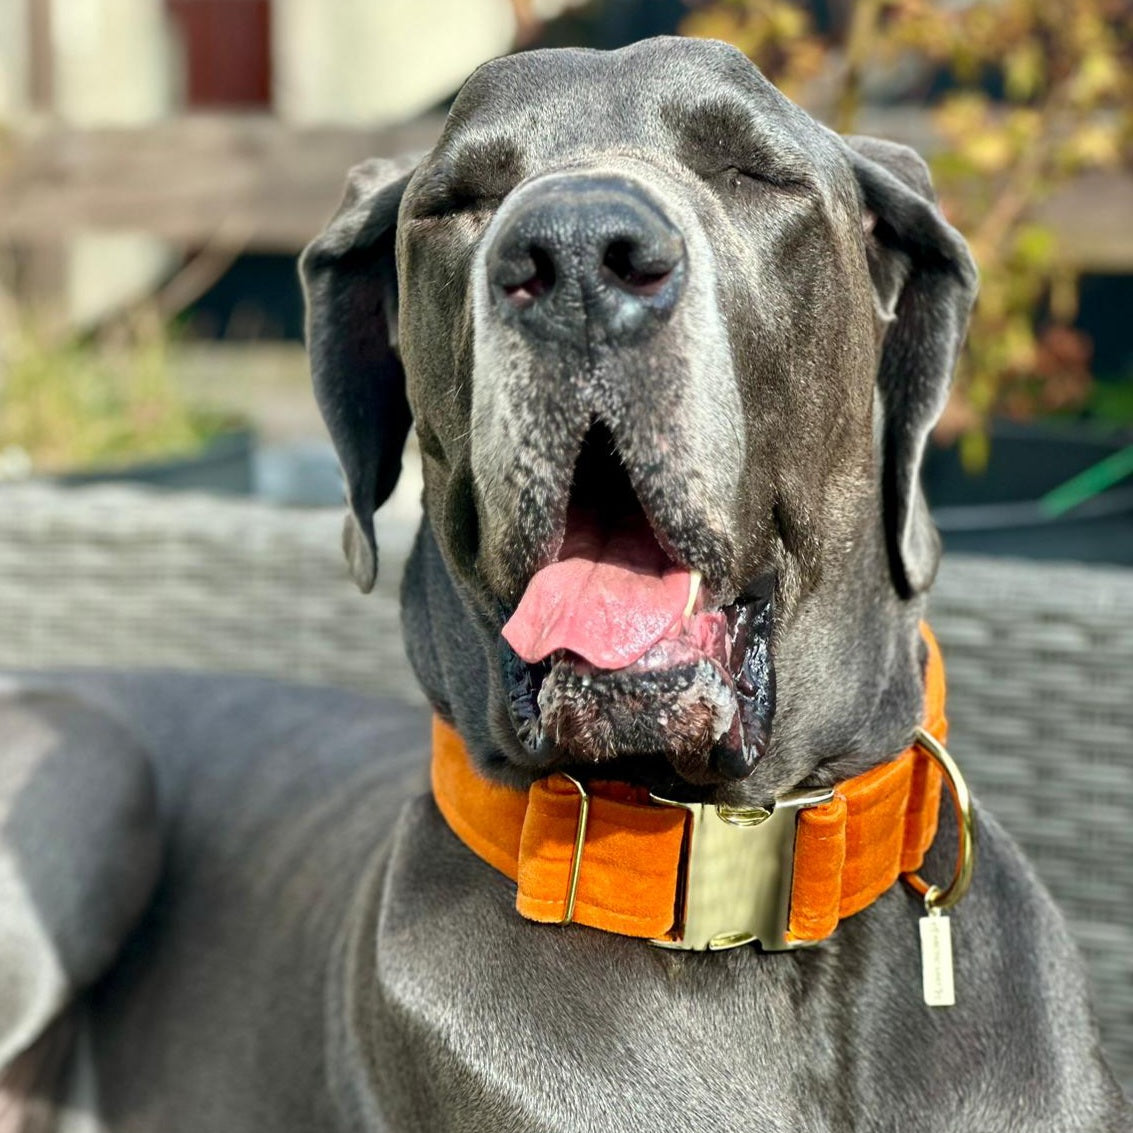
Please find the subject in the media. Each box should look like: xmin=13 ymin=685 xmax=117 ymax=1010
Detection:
xmin=902 ymin=727 xmax=976 ymax=913
xmin=647 ymin=784 xmax=836 ymax=952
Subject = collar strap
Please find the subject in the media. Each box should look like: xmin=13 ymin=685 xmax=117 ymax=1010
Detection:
xmin=432 ymin=624 xmax=948 ymax=950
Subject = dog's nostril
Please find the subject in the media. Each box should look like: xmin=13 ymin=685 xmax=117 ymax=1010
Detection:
xmin=601 ymin=240 xmax=674 ymax=296
xmin=502 ymin=246 xmax=557 ymax=309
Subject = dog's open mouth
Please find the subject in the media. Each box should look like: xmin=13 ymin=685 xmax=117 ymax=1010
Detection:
xmin=498 ymin=423 xmax=775 ymax=785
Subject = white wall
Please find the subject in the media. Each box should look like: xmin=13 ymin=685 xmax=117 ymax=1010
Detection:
xmin=0 ymin=0 xmax=31 ymax=123
xmin=65 ymin=231 xmax=174 ymax=329
xmin=50 ymin=0 xmax=177 ymax=325
xmin=51 ymin=0 xmax=174 ymax=125
xmin=273 ymin=0 xmax=517 ymax=126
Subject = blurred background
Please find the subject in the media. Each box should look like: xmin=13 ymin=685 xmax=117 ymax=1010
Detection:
xmin=0 ymin=0 xmax=1132 ymax=1090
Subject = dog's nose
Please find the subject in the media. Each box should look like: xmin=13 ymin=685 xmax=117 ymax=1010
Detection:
xmin=486 ymin=175 xmax=686 ymax=343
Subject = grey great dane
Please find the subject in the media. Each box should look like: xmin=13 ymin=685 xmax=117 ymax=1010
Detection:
xmin=1 ymin=37 xmax=1129 ymax=1132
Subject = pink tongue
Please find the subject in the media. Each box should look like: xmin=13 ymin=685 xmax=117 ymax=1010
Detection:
xmin=502 ymin=513 xmax=692 ymax=670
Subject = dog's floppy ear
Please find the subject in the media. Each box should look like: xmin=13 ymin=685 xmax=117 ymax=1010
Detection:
xmin=845 ymin=136 xmax=978 ymax=596
xmin=300 ymin=156 xmax=417 ymax=593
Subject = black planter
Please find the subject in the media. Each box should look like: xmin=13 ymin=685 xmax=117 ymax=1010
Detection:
xmin=923 ymin=421 xmax=1133 ymax=565
xmin=56 ymin=429 xmax=255 ymax=495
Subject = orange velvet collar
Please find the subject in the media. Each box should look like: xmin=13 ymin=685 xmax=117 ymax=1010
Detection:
xmin=431 ymin=625 xmax=948 ymax=946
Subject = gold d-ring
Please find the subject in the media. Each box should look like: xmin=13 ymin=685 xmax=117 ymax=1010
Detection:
xmin=902 ymin=727 xmax=977 ymax=913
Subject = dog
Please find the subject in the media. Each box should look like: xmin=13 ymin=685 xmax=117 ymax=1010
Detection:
xmin=1 ymin=37 xmax=1129 ymax=1132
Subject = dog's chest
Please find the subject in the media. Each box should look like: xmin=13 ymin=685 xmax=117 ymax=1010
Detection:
xmin=349 ymin=797 xmax=868 ymax=1133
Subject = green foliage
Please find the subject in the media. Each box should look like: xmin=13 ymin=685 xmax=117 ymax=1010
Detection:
xmin=1088 ymin=379 xmax=1133 ymax=426
xmin=0 ymin=310 xmax=238 ymax=476
xmin=682 ymin=0 xmax=1133 ymax=460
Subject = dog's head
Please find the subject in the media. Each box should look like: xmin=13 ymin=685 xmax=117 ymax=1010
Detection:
xmin=302 ymin=38 xmax=976 ymax=802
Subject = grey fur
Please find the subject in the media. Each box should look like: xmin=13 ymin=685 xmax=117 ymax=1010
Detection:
xmin=1 ymin=38 xmax=1128 ymax=1131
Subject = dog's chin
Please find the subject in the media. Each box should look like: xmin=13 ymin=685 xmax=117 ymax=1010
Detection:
xmin=537 ymin=647 xmax=738 ymax=786
xmin=499 ymin=586 xmax=776 ymax=788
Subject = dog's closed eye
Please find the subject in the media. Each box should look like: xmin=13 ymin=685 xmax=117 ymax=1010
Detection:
xmin=409 ymin=179 xmax=503 ymax=221
xmin=411 ymin=144 xmax=522 ymax=220
xmin=720 ymin=166 xmax=777 ymax=192
xmin=698 ymin=162 xmax=815 ymax=207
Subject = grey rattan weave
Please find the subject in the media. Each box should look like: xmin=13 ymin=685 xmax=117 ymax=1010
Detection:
xmin=0 ymin=484 xmax=421 ymax=703
xmin=1 ymin=483 xmax=1130 ymax=1090
xmin=931 ymin=555 xmax=1133 ymax=1089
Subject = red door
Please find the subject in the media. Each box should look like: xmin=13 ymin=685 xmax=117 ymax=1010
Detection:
xmin=166 ymin=0 xmax=272 ymax=109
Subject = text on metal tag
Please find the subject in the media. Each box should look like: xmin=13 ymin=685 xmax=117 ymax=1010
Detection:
xmin=919 ymin=912 xmax=956 ymax=1007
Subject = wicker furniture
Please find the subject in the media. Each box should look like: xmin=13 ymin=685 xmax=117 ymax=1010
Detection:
xmin=2 ymin=482 xmax=1130 ymax=1089
xmin=0 ymin=484 xmax=420 ymax=703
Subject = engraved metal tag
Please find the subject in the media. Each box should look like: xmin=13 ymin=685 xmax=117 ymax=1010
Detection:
xmin=919 ymin=912 xmax=955 ymax=1007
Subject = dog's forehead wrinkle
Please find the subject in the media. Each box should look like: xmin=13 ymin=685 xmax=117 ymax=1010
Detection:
xmin=441 ymin=38 xmax=834 ymax=188
xmin=439 ymin=125 xmax=524 ymax=175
